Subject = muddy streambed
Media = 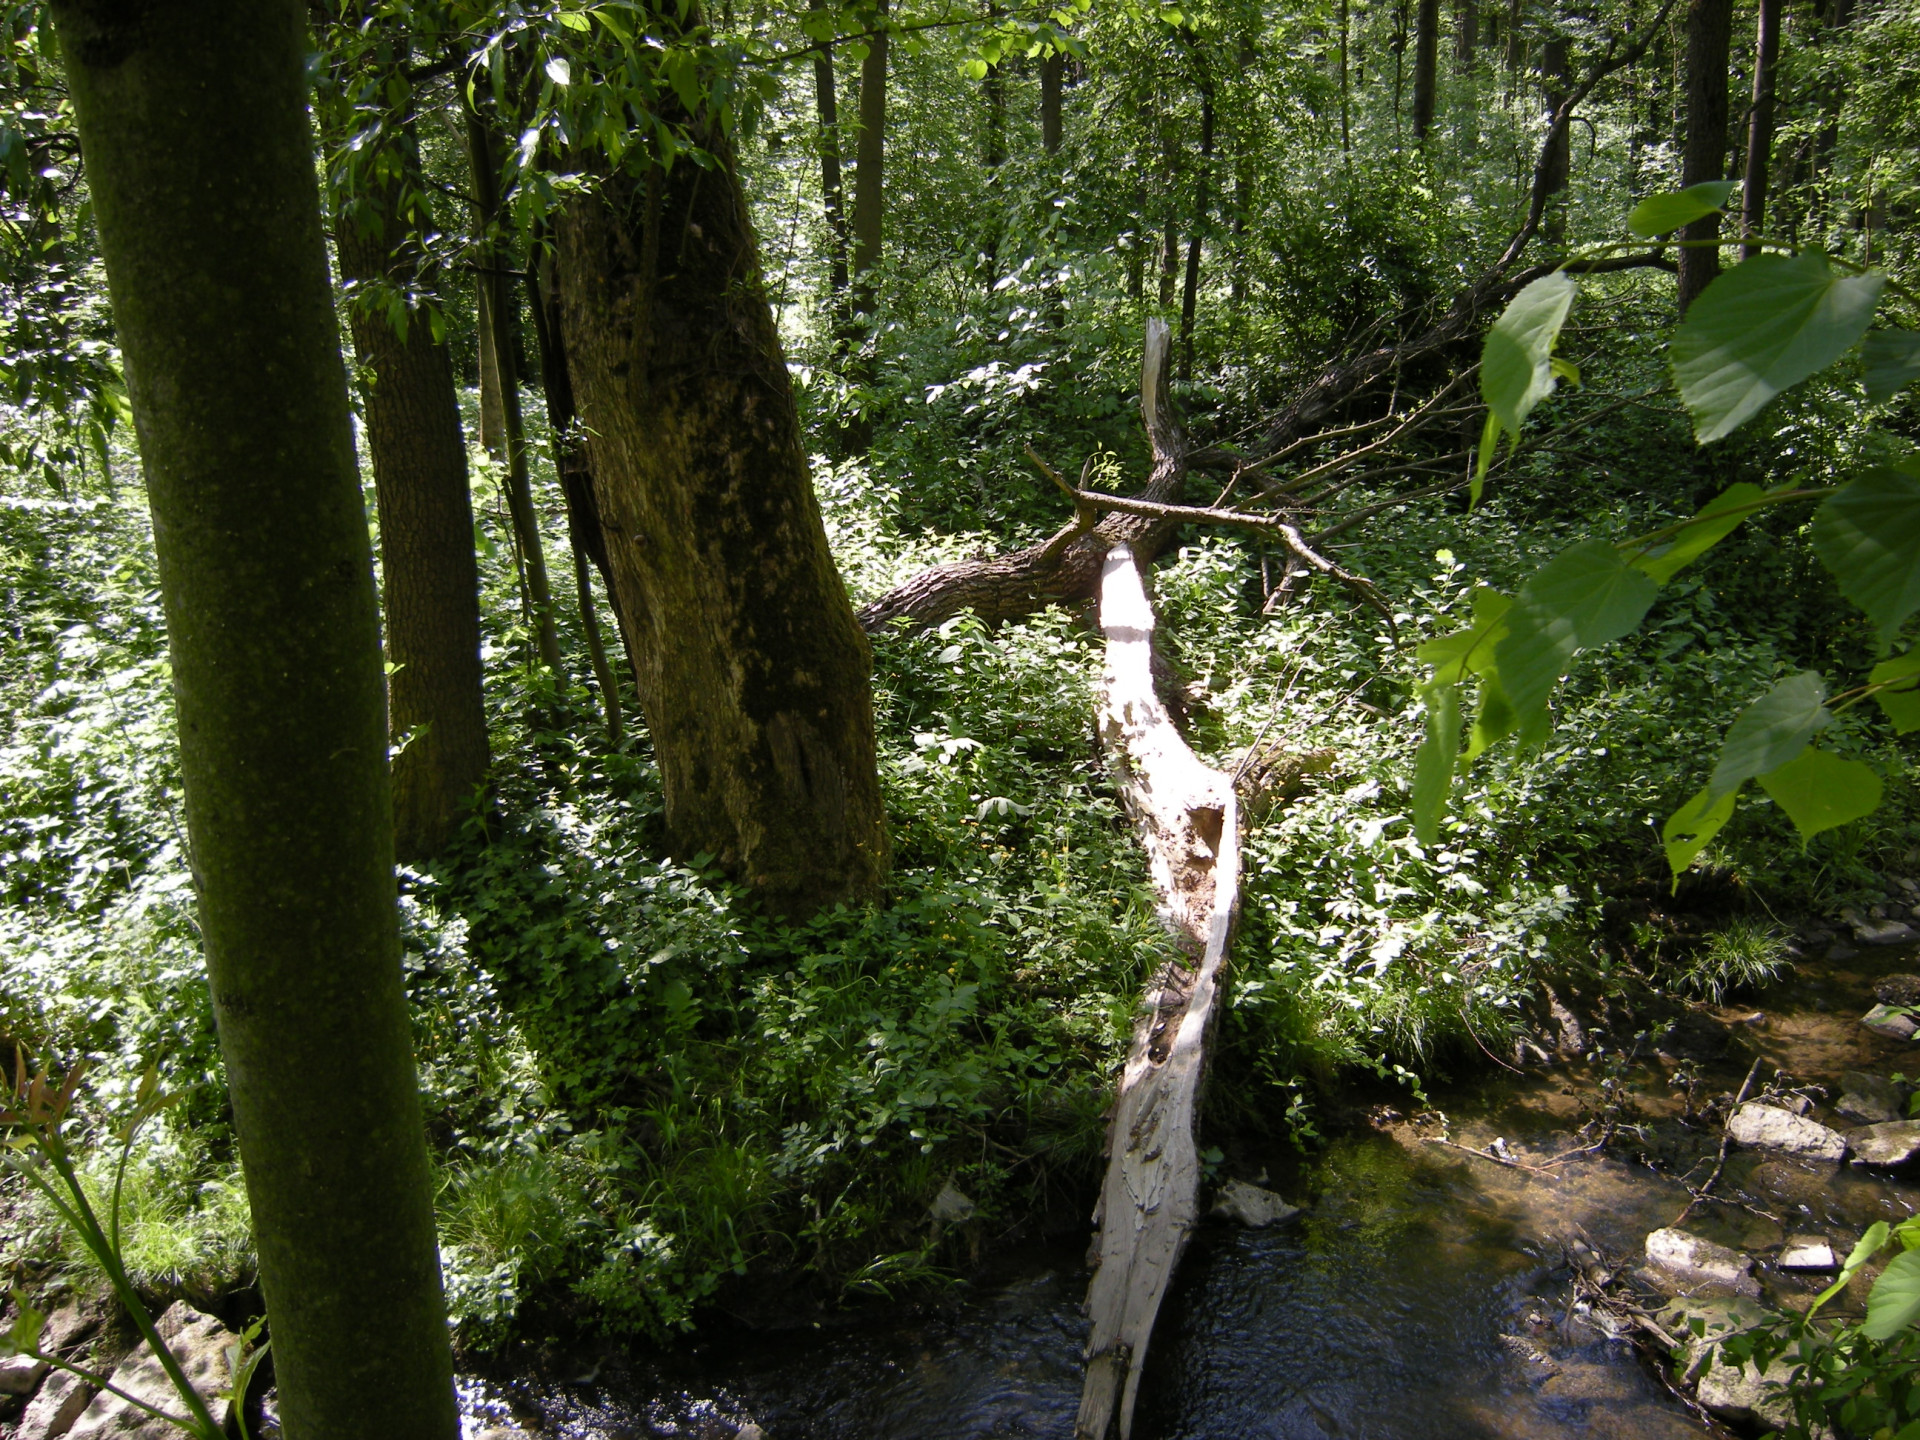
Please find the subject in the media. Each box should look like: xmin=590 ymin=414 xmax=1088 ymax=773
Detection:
xmin=455 ymin=949 xmax=1920 ymax=1440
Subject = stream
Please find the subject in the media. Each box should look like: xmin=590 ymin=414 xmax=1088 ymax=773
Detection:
xmin=454 ymin=946 xmax=1920 ymax=1440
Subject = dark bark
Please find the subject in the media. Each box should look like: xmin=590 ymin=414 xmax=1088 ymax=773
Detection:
xmin=846 ymin=0 xmax=888 ymax=453
xmin=465 ymin=105 xmax=565 ymax=676
xmin=332 ymin=127 xmax=489 ymax=862
xmin=1741 ymin=0 xmax=1781 ymax=256
xmin=1178 ymin=78 xmax=1213 ymax=382
xmin=1393 ymin=0 xmax=1409 ymax=139
xmin=1676 ymin=0 xmax=1733 ymax=312
xmin=1041 ymin=51 xmax=1064 ymax=154
xmin=1413 ymin=0 xmax=1441 ymax=138
xmin=1340 ymin=0 xmax=1352 ymax=151
xmin=476 ymin=279 xmax=506 ymax=457
xmin=1454 ymin=0 xmax=1479 ymax=71
xmin=557 ymin=135 xmax=887 ymax=916
xmin=49 ymin=3 xmax=458 ymax=1435
xmin=809 ymin=9 xmax=850 ymax=306
xmin=1504 ymin=0 xmax=1524 ymax=91
xmin=1538 ymin=36 xmax=1572 ymax=244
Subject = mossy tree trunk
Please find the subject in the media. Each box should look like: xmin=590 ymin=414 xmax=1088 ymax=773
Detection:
xmin=49 ymin=3 xmax=458 ymax=1437
xmin=329 ymin=69 xmax=489 ymax=861
xmin=556 ymin=130 xmax=887 ymax=917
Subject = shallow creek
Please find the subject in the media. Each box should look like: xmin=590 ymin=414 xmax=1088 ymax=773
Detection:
xmin=457 ymin=949 xmax=1920 ymax=1440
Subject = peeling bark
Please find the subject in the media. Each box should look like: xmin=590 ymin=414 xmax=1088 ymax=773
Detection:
xmin=1075 ymin=542 xmax=1241 ymax=1440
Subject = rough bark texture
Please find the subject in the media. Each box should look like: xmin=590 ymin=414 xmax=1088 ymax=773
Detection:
xmin=1454 ymin=0 xmax=1479 ymax=71
xmin=1041 ymin=51 xmax=1064 ymax=154
xmin=1677 ymin=0 xmax=1733 ymax=312
xmin=1741 ymin=0 xmax=1781 ymax=257
xmin=49 ymin=3 xmax=458 ymax=1436
xmin=858 ymin=320 xmax=1187 ymax=635
xmin=1075 ymin=542 xmax=1241 ymax=1440
xmin=1413 ymin=0 xmax=1441 ymax=138
xmin=334 ymin=131 xmax=489 ymax=862
xmin=557 ymin=140 xmax=887 ymax=917
xmin=1538 ymin=36 xmax=1572 ymax=244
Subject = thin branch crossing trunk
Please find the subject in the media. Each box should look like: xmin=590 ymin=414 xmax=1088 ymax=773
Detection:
xmin=1075 ymin=542 xmax=1241 ymax=1440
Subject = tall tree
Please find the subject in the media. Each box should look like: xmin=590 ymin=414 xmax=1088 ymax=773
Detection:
xmin=1041 ymin=50 xmax=1065 ymax=154
xmin=1538 ymin=34 xmax=1572 ymax=244
xmin=1178 ymin=70 xmax=1213 ymax=381
xmin=465 ymin=102 xmax=565 ymax=677
xmin=326 ymin=51 xmax=489 ymax=862
xmin=845 ymin=0 xmax=889 ymax=452
xmin=1676 ymin=0 xmax=1733 ymax=311
xmin=556 ymin=86 xmax=888 ymax=917
xmin=1454 ymin=0 xmax=1479 ymax=70
xmin=48 ymin=2 xmax=458 ymax=1435
xmin=810 ymin=8 xmax=850 ymax=309
xmin=1413 ymin=0 xmax=1441 ymax=139
xmin=1741 ymin=0 xmax=1781 ymax=255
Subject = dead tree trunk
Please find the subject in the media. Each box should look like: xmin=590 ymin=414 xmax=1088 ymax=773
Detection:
xmin=1677 ymin=0 xmax=1733 ymax=311
xmin=1075 ymin=542 xmax=1241 ymax=1440
xmin=557 ymin=131 xmax=887 ymax=917
xmin=858 ymin=320 xmax=1186 ymax=634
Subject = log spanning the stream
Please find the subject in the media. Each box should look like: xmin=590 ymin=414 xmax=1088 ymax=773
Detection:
xmin=1076 ymin=542 xmax=1242 ymax=1440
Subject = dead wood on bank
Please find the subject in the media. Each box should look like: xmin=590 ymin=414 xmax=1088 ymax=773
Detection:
xmin=1075 ymin=542 xmax=1242 ymax=1440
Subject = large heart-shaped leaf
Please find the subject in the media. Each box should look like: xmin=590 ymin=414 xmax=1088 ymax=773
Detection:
xmin=1663 ymin=783 xmax=1739 ymax=882
xmin=1863 ymin=1246 xmax=1920 ymax=1341
xmin=1813 ymin=462 xmax=1920 ymax=645
xmin=1871 ymin=648 xmax=1920 ymax=734
xmin=1863 ymin=329 xmax=1920 ymax=403
xmin=1495 ymin=540 xmax=1659 ymax=745
xmin=1672 ymin=251 xmax=1885 ymax=443
xmin=1482 ymin=272 xmax=1578 ymax=439
xmin=1630 ymin=483 xmax=1767 ymax=586
xmin=1709 ymin=671 xmax=1830 ymax=801
xmin=1627 ymin=181 xmax=1738 ymax=238
xmin=1757 ymin=748 xmax=1883 ymax=842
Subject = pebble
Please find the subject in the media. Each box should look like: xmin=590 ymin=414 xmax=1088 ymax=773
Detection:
xmin=1211 ymin=1179 xmax=1301 ymax=1228
xmin=1778 ymin=1236 xmax=1838 ymax=1271
xmin=929 ymin=1181 xmax=976 ymax=1224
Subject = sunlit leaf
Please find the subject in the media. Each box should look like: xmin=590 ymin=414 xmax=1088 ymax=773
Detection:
xmin=1626 ymin=181 xmax=1738 ymax=238
xmin=1415 ymin=587 xmax=1511 ymax=685
xmin=1412 ymin=682 xmax=1460 ymax=844
xmin=1672 ymin=251 xmax=1884 ymax=443
xmin=1757 ymin=748 xmax=1883 ymax=841
xmin=1814 ymin=1221 xmax=1890 ymax=1311
xmin=545 ymin=56 xmax=572 ymax=86
xmin=1663 ymin=783 xmax=1738 ymax=882
xmin=1813 ymin=462 xmax=1920 ymax=645
xmin=1864 ymin=1247 xmax=1920 ymax=1340
xmin=1465 ymin=670 xmax=1518 ymax=761
xmin=1630 ymin=482 xmax=1767 ymax=585
xmin=1709 ymin=670 xmax=1830 ymax=801
xmin=1871 ymin=648 xmax=1920 ymax=734
xmin=1481 ymin=271 xmax=1578 ymax=444
xmin=1863 ymin=329 xmax=1920 ymax=403
xmin=1495 ymin=539 xmax=1658 ymax=745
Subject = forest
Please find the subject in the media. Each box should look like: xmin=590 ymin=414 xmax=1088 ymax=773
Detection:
xmin=1 ymin=0 xmax=1918 ymax=1435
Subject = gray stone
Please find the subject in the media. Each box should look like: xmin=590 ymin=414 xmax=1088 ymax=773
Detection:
xmin=737 ymin=1427 xmax=766 ymax=1440
xmin=1862 ymin=1003 xmax=1919 ymax=1040
xmin=929 ymin=1181 xmax=975 ymax=1224
xmin=1859 ymin=919 xmax=1917 ymax=946
xmin=1837 ymin=1071 xmax=1908 ymax=1124
xmin=20 ymin=1368 xmax=94 ymax=1440
xmin=1645 ymin=1228 xmax=1761 ymax=1296
xmin=67 ymin=1304 xmax=234 ymax=1440
xmin=1727 ymin=1102 xmax=1849 ymax=1162
xmin=1659 ymin=1296 xmax=1793 ymax=1432
xmin=0 ymin=1352 xmax=49 ymax=1394
xmin=1778 ymin=1235 xmax=1838 ymax=1271
xmin=1849 ymin=1120 xmax=1920 ymax=1168
xmin=1210 ymin=1180 xmax=1301 ymax=1228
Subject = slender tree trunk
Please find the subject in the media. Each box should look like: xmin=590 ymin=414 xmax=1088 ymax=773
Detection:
xmin=526 ymin=240 xmax=625 ymax=745
xmin=476 ymin=281 xmax=506 ymax=457
xmin=1677 ymin=0 xmax=1733 ymax=311
xmin=1539 ymin=35 xmax=1572 ymax=244
xmin=1158 ymin=106 xmax=1180 ymax=308
xmin=1454 ymin=0 xmax=1479 ymax=70
xmin=557 ymin=134 xmax=888 ymax=917
xmin=981 ymin=45 xmax=1006 ymax=287
xmin=465 ymin=105 xmax=564 ymax=676
xmin=1178 ymin=80 xmax=1213 ymax=382
xmin=1809 ymin=0 xmax=1852 ymax=226
xmin=810 ymin=11 xmax=850 ymax=310
xmin=1413 ymin=0 xmax=1441 ymax=139
xmin=1741 ymin=0 xmax=1781 ymax=256
xmin=846 ymin=0 xmax=888 ymax=453
xmin=1393 ymin=0 xmax=1409 ymax=141
xmin=1340 ymin=0 xmax=1352 ymax=151
xmin=331 ymin=129 xmax=489 ymax=861
xmin=49 ymin=4 xmax=458 ymax=1436
xmin=1042 ymin=51 xmax=1064 ymax=154
xmin=1504 ymin=0 xmax=1524 ymax=95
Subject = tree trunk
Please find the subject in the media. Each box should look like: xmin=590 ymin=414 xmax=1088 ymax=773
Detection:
xmin=1393 ymin=0 xmax=1409 ymax=140
xmin=981 ymin=42 xmax=1006 ymax=286
xmin=1041 ymin=51 xmax=1064 ymax=154
xmin=465 ymin=105 xmax=564 ymax=677
xmin=846 ymin=0 xmax=888 ymax=452
xmin=1504 ymin=0 xmax=1523 ymax=93
xmin=557 ymin=138 xmax=888 ymax=917
xmin=1741 ymin=0 xmax=1780 ymax=256
xmin=1454 ymin=0 xmax=1479 ymax=71
xmin=1413 ymin=0 xmax=1441 ymax=139
xmin=1178 ymin=79 xmax=1213 ymax=382
xmin=1538 ymin=36 xmax=1572 ymax=244
xmin=49 ymin=3 xmax=458 ymax=1436
xmin=810 ymin=9 xmax=850 ymax=308
xmin=1340 ymin=0 xmax=1352 ymax=151
xmin=331 ymin=127 xmax=490 ymax=862
xmin=476 ymin=280 xmax=506 ymax=458
xmin=1676 ymin=0 xmax=1733 ymax=312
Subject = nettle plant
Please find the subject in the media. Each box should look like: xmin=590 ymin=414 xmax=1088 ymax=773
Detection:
xmin=1415 ymin=180 xmax=1920 ymax=878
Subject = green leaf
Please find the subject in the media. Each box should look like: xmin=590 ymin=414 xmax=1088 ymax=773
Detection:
xmin=1627 ymin=180 xmax=1738 ymax=238
xmin=1863 ymin=329 xmax=1920 ymax=403
xmin=1630 ymin=482 xmax=1767 ymax=585
xmin=1465 ymin=671 xmax=1518 ymax=761
xmin=1864 ymin=1247 xmax=1920 ymax=1340
xmin=1471 ymin=411 xmax=1498 ymax=507
xmin=1494 ymin=539 xmax=1659 ymax=745
xmin=1481 ymin=271 xmax=1578 ymax=441
xmin=1663 ymin=783 xmax=1739 ymax=882
xmin=1814 ymin=1220 xmax=1890 ymax=1312
xmin=1871 ymin=648 xmax=1920 ymax=734
xmin=545 ymin=55 xmax=572 ymax=86
xmin=1415 ymin=587 xmax=1511 ymax=685
xmin=1813 ymin=461 xmax=1920 ymax=645
xmin=1412 ymin=682 xmax=1460 ymax=845
xmin=1672 ymin=251 xmax=1885 ymax=443
xmin=1757 ymin=748 xmax=1883 ymax=841
xmin=1709 ymin=670 xmax=1830 ymax=801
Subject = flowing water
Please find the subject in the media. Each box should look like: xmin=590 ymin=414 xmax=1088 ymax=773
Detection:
xmin=456 ymin=949 xmax=1920 ymax=1440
